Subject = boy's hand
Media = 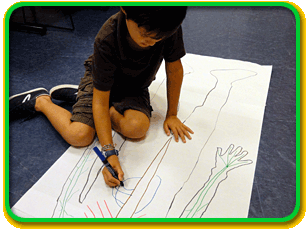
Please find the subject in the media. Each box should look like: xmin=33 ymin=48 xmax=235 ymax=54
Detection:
xmin=102 ymin=155 xmax=124 ymax=187
xmin=163 ymin=115 xmax=194 ymax=143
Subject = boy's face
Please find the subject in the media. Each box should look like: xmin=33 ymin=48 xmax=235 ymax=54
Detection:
xmin=126 ymin=19 xmax=163 ymax=48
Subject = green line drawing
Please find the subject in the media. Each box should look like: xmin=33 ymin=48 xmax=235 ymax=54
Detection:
xmin=180 ymin=144 xmax=253 ymax=218
xmin=52 ymin=140 xmax=98 ymax=218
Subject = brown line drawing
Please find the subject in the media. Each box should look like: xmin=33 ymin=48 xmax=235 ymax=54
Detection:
xmin=115 ymin=137 xmax=173 ymax=218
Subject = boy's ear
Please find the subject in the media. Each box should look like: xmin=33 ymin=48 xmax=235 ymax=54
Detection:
xmin=120 ymin=7 xmax=127 ymax=15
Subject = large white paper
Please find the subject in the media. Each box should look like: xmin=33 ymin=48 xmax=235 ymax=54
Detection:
xmin=11 ymin=54 xmax=272 ymax=219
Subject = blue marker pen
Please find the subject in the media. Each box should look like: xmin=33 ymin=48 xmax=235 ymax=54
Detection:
xmin=93 ymin=147 xmax=124 ymax=187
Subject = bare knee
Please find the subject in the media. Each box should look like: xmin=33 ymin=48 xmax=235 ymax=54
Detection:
xmin=67 ymin=123 xmax=96 ymax=147
xmin=121 ymin=115 xmax=150 ymax=139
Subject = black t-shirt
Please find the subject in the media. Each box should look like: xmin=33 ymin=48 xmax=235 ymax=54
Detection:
xmin=92 ymin=11 xmax=186 ymax=93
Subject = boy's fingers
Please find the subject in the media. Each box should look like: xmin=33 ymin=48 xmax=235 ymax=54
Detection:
xmin=164 ymin=123 xmax=171 ymax=136
xmin=107 ymin=175 xmax=120 ymax=187
xmin=185 ymin=125 xmax=194 ymax=134
xmin=109 ymin=177 xmax=120 ymax=187
xmin=164 ymin=119 xmax=193 ymax=142
xmin=118 ymin=174 xmax=124 ymax=182
xmin=102 ymin=167 xmax=121 ymax=187
xmin=172 ymin=128 xmax=179 ymax=142
xmin=178 ymin=129 xmax=186 ymax=143
xmin=106 ymin=179 xmax=118 ymax=187
xmin=107 ymin=155 xmax=125 ymax=183
xmin=183 ymin=128 xmax=192 ymax=140
xmin=114 ymin=167 xmax=124 ymax=182
xmin=187 ymin=127 xmax=194 ymax=134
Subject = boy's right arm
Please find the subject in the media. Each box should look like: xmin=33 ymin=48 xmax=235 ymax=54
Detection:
xmin=92 ymin=87 xmax=124 ymax=187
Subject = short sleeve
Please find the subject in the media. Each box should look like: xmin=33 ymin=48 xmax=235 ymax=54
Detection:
xmin=92 ymin=40 xmax=117 ymax=91
xmin=163 ymin=26 xmax=186 ymax=63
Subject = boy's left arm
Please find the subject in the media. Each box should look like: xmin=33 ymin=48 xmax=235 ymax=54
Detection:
xmin=164 ymin=59 xmax=194 ymax=143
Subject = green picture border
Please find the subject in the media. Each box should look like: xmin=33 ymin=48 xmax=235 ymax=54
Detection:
xmin=3 ymin=1 xmax=303 ymax=226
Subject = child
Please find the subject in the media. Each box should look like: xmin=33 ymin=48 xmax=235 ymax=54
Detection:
xmin=9 ymin=6 xmax=194 ymax=187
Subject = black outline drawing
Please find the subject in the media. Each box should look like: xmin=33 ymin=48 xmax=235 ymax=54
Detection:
xmin=115 ymin=67 xmax=258 ymax=218
xmin=51 ymin=139 xmax=99 ymax=218
xmin=48 ymin=60 xmax=260 ymax=218
xmin=51 ymin=132 xmax=126 ymax=218
xmin=179 ymin=144 xmax=252 ymax=218
xmin=166 ymin=68 xmax=258 ymax=217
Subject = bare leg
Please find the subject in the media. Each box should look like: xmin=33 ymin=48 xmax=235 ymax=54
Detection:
xmin=109 ymin=106 xmax=150 ymax=140
xmin=35 ymin=95 xmax=95 ymax=147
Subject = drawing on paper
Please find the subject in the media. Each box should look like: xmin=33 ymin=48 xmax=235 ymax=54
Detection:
xmin=11 ymin=54 xmax=272 ymax=219
xmin=53 ymin=66 xmax=258 ymax=218
xmin=51 ymin=140 xmax=99 ymax=218
xmin=115 ymin=137 xmax=173 ymax=218
xmin=165 ymin=69 xmax=258 ymax=217
xmin=180 ymin=144 xmax=252 ymax=218
xmin=116 ymin=68 xmax=258 ymax=218
xmin=112 ymin=175 xmax=162 ymax=214
xmin=84 ymin=200 xmax=113 ymax=218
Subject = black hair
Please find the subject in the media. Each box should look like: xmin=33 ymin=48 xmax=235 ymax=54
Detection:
xmin=121 ymin=6 xmax=187 ymax=39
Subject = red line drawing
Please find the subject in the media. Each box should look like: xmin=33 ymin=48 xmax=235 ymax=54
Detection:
xmin=137 ymin=214 xmax=146 ymax=218
xmin=87 ymin=205 xmax=96 ymax=218
xmin=104 ymin=200 xmax=113 ymax=218
xmin=84 ymin=200 xmax=113 ymax=218
xmin=97 ymin=201 xmax=104 ymax=218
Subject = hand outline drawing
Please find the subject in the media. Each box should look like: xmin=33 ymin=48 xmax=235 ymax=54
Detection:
xmin=180 ymin=144 xmax=253 ymax=218
xmin=216 ymin=144 xmax=253 ymax=171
